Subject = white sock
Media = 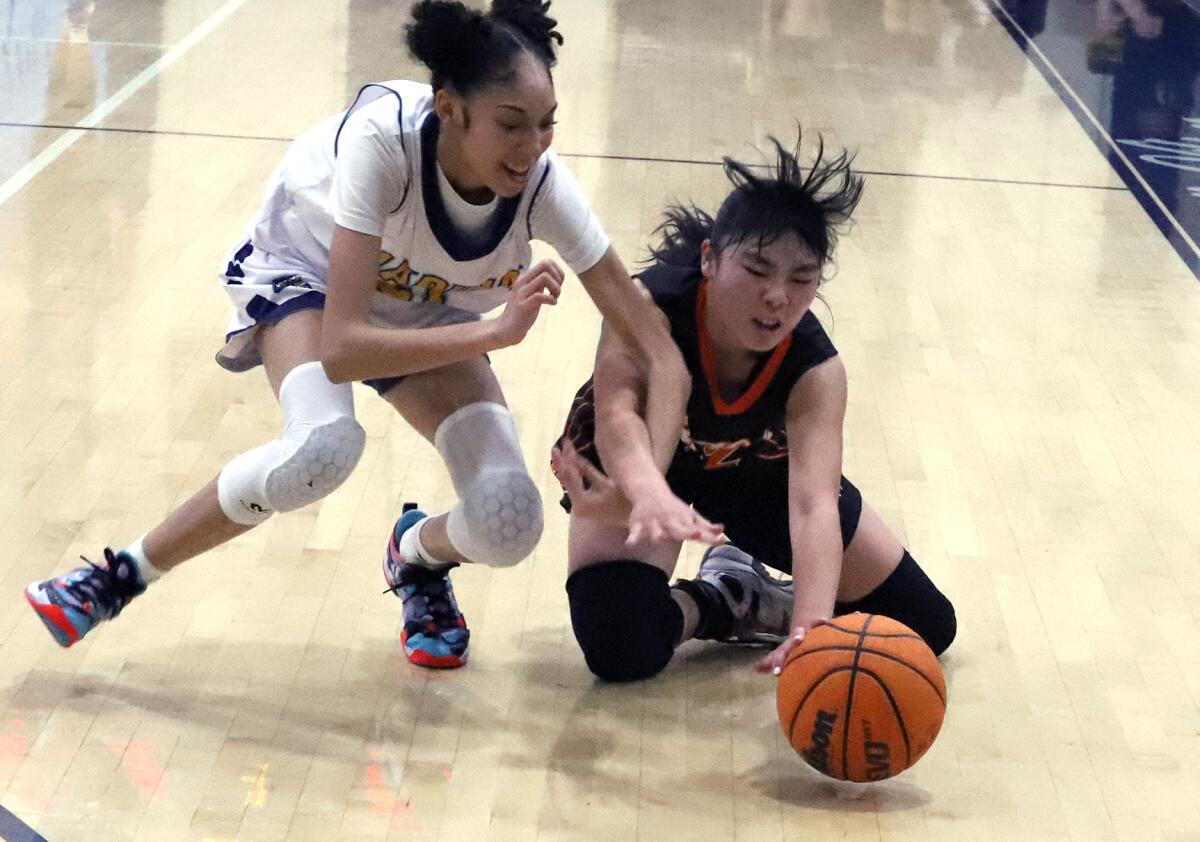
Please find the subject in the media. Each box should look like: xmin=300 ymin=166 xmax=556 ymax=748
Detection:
xmin=397 ymin=517 xmax=454 ymax=570
xmin=125 ymin=536 xmax=163 ymax=585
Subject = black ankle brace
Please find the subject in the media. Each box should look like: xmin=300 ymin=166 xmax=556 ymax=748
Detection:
xmin=672 ymin=578 xmax=734 ymax=641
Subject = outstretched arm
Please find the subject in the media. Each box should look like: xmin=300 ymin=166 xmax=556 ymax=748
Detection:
xmin=570 ymin=318 xmax=722 ymax=545
xmin=758 ymin=356 xmax=848 ymax=674
xmin=592 ymin=321 xmax=678 ymax=478
xmin=578 ymin=247 xmax=691 ymax=413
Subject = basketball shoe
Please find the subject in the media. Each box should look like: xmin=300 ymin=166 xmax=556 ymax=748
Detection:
xmin=383 ymin=506 xmax=469 ymax=668
xmin=697 ymin=544 xmax=793 ymax=643
xmin=25 ymin=549 xmax=146 ymax=647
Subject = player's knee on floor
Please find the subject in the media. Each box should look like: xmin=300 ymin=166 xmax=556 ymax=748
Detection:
xmin=217 ymin=361 xmax=365 ymax=525
xmin=836 ymin=550 xmax=956 ymax=655
xmin=566 ymin=560 xmax=682 ymax=682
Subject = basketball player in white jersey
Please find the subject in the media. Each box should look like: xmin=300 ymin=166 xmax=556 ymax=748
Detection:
xmin=25 ymin=0 xmax=721 ymax=669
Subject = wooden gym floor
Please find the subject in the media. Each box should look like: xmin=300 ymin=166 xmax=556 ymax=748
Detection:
xmin=1 ymin=1 xmax=1199 ymax=839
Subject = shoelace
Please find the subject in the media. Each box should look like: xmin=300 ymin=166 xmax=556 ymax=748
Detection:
xmin=384 ymin=568 xmax=460 ymax=629
xmin=60 ymin=548 xmax=143 ymax=620
xmin=409 ymin=581 xmax=461 ymax=632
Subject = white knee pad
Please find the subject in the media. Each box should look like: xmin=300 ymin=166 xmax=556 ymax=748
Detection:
xmin=436 ymin=402 xmax=543 ymax=568
xmin=217 ymin=361 xmax=366 ymax=525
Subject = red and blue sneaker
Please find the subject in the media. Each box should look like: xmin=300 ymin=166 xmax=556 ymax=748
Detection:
xmin=25 ymin=549 xmax=146 ymax=647
xmin=383 ymin=506 xmax=469 ymax=669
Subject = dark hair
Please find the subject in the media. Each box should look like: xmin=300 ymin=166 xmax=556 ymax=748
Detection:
xmin=405 ymin=0 xmax=563 ymax=96
xmin=649 ymin=131 xmax=864 ymax=273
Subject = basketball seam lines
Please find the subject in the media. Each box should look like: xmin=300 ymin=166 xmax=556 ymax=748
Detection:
xmin=780 ymin=660 xmax=937 ymax=779
xmin=840 ymin=615 xmax=871 ymax=780
xmin=785 ymin=646 xmax=946 ymax=704
xmin=822 ymin=621 xmax=922 ymax=639
xmin=782 ymin=663 xmax=937 ymax=762
xmin=783 ymin=665 xmax=916 ymax=749
xmin=861 ymin=669 xmax=913 ymax=770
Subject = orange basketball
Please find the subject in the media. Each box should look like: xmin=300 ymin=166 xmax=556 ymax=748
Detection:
xmin=776 ymin=612 xmax=946 ymax=782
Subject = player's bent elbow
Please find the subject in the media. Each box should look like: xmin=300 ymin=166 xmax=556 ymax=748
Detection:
xmin=320 ymin=361 xmax=354 ymax=385
xmin=318 ymin=343 xmax=356 ymax=384
xmin=790 ymin=494 xmax=842 ymax=526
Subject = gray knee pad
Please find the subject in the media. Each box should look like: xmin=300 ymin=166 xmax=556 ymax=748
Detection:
xmin=218 ymin=362 xmax=365 ymax=525
xmin=262 ymin=414 xmax=365 ymax=510
xmin=447 ymin=468 xmax=543 ymax=567
xmin=436 ymin=402 xmax=543 ymax=568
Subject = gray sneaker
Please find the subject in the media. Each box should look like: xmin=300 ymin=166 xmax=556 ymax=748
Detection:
xmin=697 ymin=544 xmax=793 ymax=643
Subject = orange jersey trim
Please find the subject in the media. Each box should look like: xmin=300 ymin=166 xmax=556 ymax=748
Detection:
xmin=695 ymin=280 xmax=792 ymax=416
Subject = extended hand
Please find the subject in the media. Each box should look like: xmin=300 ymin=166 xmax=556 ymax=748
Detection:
xmin=756 ymin=616 xmax=829 ymax=676
xmin=552 ymin=440 xmax=632 ymax=526
xmin=626 ymin=488 xmax=725 ymax=546
xmin=553 ymin=440 xmax=724 ymax=545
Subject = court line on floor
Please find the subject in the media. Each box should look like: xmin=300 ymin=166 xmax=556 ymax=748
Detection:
xmin=985 ymin=0 xmax=1200 ymax=267
xmin=0 ymin=120 xmax=1125 ymax=193
xmin=558 ymin=151 xmax=1128 ymax=192
xmin=0 ymin=805 xmax=47 ymax=842
xmin=1 ymin=35 xmax=166 ymax=49
xmin=0 ymin=0 xmax=255 ymax=209
xmin=0 ymin=120 xmax=291 ymax=144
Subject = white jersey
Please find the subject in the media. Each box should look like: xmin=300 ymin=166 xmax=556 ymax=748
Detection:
xmin=217 ymin=79 xmax=610 ymax=373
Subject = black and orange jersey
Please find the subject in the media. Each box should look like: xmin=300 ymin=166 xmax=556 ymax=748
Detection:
xmin=635 ymin=260 xmax=838 ymax=498
xmin=555 ymin=259 xmax=849 ymax=566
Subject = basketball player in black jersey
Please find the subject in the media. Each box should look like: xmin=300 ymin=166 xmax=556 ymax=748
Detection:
xmin=552 ymin=134 xmax=957 ymax=682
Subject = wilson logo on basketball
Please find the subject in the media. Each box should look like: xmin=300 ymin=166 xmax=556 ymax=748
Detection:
xmin=776 ymin=614 xmax=947 ymax=781
xmin=802 ymin=710 xmax=837 ymax=775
